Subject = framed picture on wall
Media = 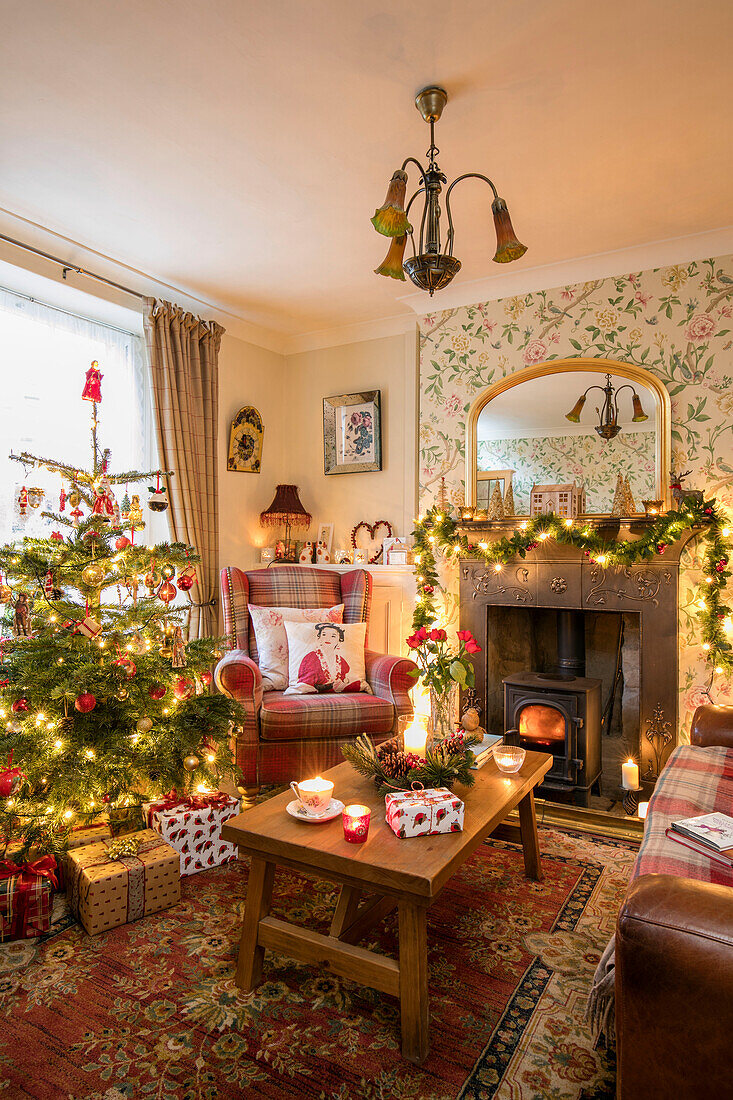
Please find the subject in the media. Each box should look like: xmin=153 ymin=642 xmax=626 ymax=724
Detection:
xmin=323 ymin=391 xmax=382 ymax=475
xmin=316 ymin=522 xmax=334 ymax=553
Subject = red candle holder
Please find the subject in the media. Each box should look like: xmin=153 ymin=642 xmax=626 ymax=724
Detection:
xmin=342 ymin=804 xmax=371 ymax=843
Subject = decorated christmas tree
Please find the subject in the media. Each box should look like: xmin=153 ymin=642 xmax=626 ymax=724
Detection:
xmin=0 ymin=362 xmax=240 ymax=858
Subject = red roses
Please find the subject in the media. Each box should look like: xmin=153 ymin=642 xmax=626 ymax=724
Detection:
xmin=457 ymin=629 xmax=481 ymax=654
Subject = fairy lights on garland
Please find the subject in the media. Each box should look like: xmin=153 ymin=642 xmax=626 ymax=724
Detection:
xmin=412 ymin=499 xmax=733 ymax=680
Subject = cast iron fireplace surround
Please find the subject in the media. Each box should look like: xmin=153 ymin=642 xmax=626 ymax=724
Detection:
xmin=459 ymin=534 xmax=684 ymax=785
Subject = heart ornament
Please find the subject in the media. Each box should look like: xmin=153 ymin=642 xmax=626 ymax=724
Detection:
xmin=350 ymin=520 xmax=394 ymax=564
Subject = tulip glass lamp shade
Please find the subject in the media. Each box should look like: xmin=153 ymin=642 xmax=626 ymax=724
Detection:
xmin=564 ymin=374 xmax=648 ymax=442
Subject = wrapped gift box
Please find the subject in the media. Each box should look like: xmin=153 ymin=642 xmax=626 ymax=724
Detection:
xmin=67 ymin=821 xmax=113 ymax=850
xmin=0 ymin=855 xmax=59 ymax=939
xmin=142 ymin=791 xmax=240 ymax=876
xmin=385 ymin=788 xmax=464 ymax=839
xmin=67 ymin=829 xmax=180 ymax=936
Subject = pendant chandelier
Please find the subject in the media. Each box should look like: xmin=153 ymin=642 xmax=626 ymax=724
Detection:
xmin=371 ymin=86 xmax=527 ymax=295
xmin=565 ymin=373 xmax=649 ymax=441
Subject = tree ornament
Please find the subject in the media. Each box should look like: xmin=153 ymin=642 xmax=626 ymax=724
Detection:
xmin=128 ymin=631 xmax=146 ymax=654
xmin=160 ymin=564 xmax=175 ymax=580
xmin=0 ymin=759 xmax=24 ymax=797
xmin=59 ymin=486 xmax=67 ymax=512
xmin=50 ymin=530 xmax=63 ymax=542
xmin=183 ymin=753 xmax=199 ymax=771
xmin=144 ymin=568 xmax=161 ymax=594
xmin=149 ymin=683 xmax=167 ymax=700
xmin=28 ymin=487 xmax=45 ymax=510
xmin=10 ymin=698 xmax=28 ymax=714
xmin=0 ymin=575 xmax=12 ymax=603
xmin=158 ymin=580 xmax=177 ymax=604
xmin=121 ymin=491 xmax=131 ymax=520
xmin=136 ymin=716 xmax=153 ymax=734
xmin=57 ymin=714 xmax=75 ymax=735
xmin=487 ymin=483 xmax=504 ymax=521
xmin=115 ymin=536 xmax=131 ymax=551
xmin=176 ymin=572 xmax=195 ymax=592
xmin=171 ymin=626 xmax=187 ymax=668
xmin=81 ymin=562 xmax=106 ymax=587
xmin=13 ymin=593 xmax=31 ymax=638
xmin=81 ymin=360 xmax=103 ymax=403
xmin=717 ymin=558 xmax=728 ymax=573
xmin=17 ymin=487 xmax=29 ymax=516
xmin=148 ymin=475 xmax=169 ymax=512
xmin=200 ymin=670 xmax=212 ymax=687
xmin=174 ymin=677 xmax=195 ymax=700
xmin=82 ymin=529 xmax=101 ymax=543
xmin=74 ymin=692 xmax=96 ymax=713
xmin=113 ymin=654 xmax=136 ymax=678
xmin=70 ymin=507 xmax=83 ymax=528
xmin=115 ymin=687 xmax=129 ymax=701
xmin=68 ymin=485 xmax=81 ymax=508
xmin=129 ymin=494 xmax=144 ymax=528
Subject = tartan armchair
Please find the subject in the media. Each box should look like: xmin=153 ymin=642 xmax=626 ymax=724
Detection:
xmin=214 ymin=565 xmax=416 ymax=803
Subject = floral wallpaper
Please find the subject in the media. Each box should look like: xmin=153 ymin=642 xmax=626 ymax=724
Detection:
xmin=419 ymin=255 xmax=733 ymax=738
xmin=477 ymin=429 xmax=656 ymax=513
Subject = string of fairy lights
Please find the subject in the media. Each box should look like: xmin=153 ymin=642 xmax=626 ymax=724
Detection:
xmin=411 ymin=498 xmax=733 ymax=687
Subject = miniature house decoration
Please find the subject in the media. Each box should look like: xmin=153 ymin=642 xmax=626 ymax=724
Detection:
xmin=530 ymin=482 xmax=586 ymax=518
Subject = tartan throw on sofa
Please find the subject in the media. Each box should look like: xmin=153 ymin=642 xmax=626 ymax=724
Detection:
xmin=588 ymin=743 xmax=733 ymax=1044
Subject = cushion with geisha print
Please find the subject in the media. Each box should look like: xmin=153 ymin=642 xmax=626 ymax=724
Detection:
xmin=284 ymin=620 xmax=371 ymax=695
xmin=248 ymin=603 xmax=344 ymax=691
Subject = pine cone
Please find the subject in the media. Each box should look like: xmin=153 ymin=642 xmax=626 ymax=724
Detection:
xmin=57 ymin=715 xmax=75 ymax=735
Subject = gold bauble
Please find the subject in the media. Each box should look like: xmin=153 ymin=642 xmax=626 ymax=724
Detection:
xmin=136 ymin=716 xmax=153 ymax=734
xmin=68 ymin=489 xmax=81 ymax=507
xmin=183 ymin=753 xmax=199 ymax=772
xmin=81 ymin=563 xmax=105 ymax=586
xmin=115 ymin=687 xmax=129 ymax=700
xmin=159 ymin=644 xmax=172 ymax=658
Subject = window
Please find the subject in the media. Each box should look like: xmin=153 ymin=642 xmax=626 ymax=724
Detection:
xmin=0 ymin=287 xmax=163 ymax=544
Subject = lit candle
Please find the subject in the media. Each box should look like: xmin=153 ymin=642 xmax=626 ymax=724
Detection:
xmin=401 ymin=716 xmax=429 ymax=757
xmin=621 ymin=759 xmax=639 ymax=790
xmin=342 ymin=804 xmax=371 ymax=843
xmin=638 ymin=801 xmax=649 ymax=820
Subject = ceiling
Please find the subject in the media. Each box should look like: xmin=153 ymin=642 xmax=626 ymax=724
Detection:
xmin=1 ymin=0 xmax=732 ymax=346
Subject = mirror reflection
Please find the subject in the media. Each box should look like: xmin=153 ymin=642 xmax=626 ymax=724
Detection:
xmin=476 ymin=370 xmax=658 ymax=515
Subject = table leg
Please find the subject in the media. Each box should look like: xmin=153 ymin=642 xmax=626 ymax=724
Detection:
xmin=330 ymin=886 xmax=363 ymax=938
xmin=398 ymin=901 xmax=429 ymax=1064
xmin=518 ymin=789 xmax=542 ymax=881
xmin=236 ymin=857 xmax=275 ymax=991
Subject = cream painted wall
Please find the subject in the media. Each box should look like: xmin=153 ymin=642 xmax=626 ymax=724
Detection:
xmin=217 ymin=333 xmax=287 ymax=570
xmin=281 ymin=331 xmax=419 ymax=555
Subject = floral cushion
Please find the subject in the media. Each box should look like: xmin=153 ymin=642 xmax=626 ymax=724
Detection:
xmin=248 ymin=603 xmax=343 ymax=691
xmin=284 ymin=620 xmax=370 ymax=695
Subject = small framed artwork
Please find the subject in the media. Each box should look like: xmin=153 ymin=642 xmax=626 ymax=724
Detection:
xmin=316 ymin=522 xmax=334 ymax=554
xmin=323 ymin=391 xmax=382 ymax=475
xmin=227 ymin=406 xmax=264 ymax=473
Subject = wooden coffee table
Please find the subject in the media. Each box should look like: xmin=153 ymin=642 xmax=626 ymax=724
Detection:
xmin=221 ymin=750 xmax=552 ymax=1064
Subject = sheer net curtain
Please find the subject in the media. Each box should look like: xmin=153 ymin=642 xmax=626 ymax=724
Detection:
xmin=0 ymin=288 xmax=163 ymax=543
xmin=143 ymin=298 xmax=223 ymax=639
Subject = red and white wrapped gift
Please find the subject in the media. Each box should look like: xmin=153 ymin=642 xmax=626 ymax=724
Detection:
xmin=385 ymin=787 xmax=464 ymax=839
xmin=142 ymin=790 xmax=240 ymax=875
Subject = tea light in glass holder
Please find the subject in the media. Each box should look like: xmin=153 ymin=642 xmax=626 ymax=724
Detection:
xmin=398 ymin=713 xmax=429 ymax=758
xmin=352 ymin=549 xmax=369 ymax=565
xmin=638 ymin=801 xmax=649 ymax=820
xmin=342 ymin=804 xmax=371 ymax=843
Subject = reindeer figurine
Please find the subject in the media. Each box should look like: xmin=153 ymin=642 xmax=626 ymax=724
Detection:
xmin=670 ymin=470 xmax=704 ymax=509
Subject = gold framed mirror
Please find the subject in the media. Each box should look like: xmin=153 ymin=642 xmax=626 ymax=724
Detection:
xmin=465 ymin=358 xmax=671 ymax=516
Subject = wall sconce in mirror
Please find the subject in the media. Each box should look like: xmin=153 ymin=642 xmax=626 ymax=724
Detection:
xmin=565 ymin=373 xmax=648 ymax=441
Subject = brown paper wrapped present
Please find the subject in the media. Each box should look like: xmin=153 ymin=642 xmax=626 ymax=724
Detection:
xmin=66 ymin=821 xmax=113 ymax=850
xmin=66 ymin=829 xmax=180 ymax=936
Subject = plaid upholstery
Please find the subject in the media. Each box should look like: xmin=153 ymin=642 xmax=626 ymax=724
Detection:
xmin=220 ymin=566 xmax=371 ymax=657
xmin=217 ymin=564 xmax=411 ymax=786
xmin=260 ymin=691 xmax=395 ymax=741
xmin=633 ymin=744 xmax=733 ymax=887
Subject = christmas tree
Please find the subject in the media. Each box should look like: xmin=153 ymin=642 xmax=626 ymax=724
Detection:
xmin=0 ymin=362 xmax=240 ymax=858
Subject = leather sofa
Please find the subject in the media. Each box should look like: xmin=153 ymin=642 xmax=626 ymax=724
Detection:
xmin=615 ymin=705 xmax=733 ymax=1100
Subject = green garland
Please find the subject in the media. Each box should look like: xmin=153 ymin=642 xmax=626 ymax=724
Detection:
xmin=412 ymin=497 xmax=733 ymax=680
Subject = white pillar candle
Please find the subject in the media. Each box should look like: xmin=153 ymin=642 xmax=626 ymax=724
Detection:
xmin=403 ymin=719 xmax=428 ymax=757
xmin=621 ymin=759 xmax=639 ymax=789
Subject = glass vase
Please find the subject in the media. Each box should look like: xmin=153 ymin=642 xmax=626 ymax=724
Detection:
xmin=429 ymin=683 xmax=459 ymax=745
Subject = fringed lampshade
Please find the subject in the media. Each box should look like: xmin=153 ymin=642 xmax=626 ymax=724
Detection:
xmin=260 ymin=485 xmax=311 ymax=561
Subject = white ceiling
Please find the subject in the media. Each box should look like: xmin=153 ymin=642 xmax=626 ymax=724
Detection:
xmin=1 ymin=0 xmax=732 ymax=347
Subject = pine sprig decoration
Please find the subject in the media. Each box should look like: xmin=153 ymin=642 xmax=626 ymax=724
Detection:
xmin=343 ymin=732 xmax=479 ymax=794
xmin=412 ymin=497 xmax=733 ymax=683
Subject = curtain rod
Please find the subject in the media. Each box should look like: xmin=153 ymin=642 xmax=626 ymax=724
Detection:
xmin=0 ymin=230 xmax=145 ymax=300
xmin=0 ymin=282 xmax=139 ymax=338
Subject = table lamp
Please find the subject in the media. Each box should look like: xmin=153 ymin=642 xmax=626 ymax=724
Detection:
xmin=260 ymin=485 xmax=311 ymax=562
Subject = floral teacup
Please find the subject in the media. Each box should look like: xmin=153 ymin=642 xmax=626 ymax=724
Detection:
xmin=290 ymin=777 xmax=334 ymax=814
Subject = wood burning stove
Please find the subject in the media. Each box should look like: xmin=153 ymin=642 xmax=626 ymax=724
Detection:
xmin=503 ymin=611 xmax=602 ymax=806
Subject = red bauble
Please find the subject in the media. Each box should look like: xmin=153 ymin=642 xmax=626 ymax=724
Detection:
xmin=115 ymin=536 xmax=131 ymax=551
xmin=74 ymin=692 xmax=96 ymax=713
xmin=149 ymin=683 xmax=167 ymax=700
xmin=0 ymin=765 xmax=23 ymax=797
xmin=176 ymin=574 xmax=195 ymax=591
xmin=10 ymin=698 xmax=28 ymax=714
xmin=200 ymin=671 xmax=212 ymax=686
xmin=174 ymin=677 xmax=195 ymax=700
xmin=158 ymin=581 xmax=177 ymax=604
xmin=113 ymin=655 xmax=137 ymax=678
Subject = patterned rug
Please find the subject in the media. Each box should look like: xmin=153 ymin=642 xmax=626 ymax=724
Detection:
xmin=0 ymin=828 xmax=635 ymax=1099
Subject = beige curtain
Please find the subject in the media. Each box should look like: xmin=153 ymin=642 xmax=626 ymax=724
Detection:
xmin=143 ymin=297 xmax=224 ymax=639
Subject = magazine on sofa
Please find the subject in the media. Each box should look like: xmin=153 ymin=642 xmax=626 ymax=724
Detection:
xmin=670 ymin=812 xmax=733 ymax=851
